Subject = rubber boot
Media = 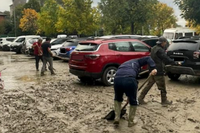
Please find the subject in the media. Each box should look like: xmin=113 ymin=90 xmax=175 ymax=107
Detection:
xmin=41 ymin=72 xmax=44 ymax=76
xmin=161 ymin=91 xmax=172 ymax=106
xmin=128 ymin=105 xmax=137 ymax=127
xmin=113 ymin=101 xmax=121 ymax=125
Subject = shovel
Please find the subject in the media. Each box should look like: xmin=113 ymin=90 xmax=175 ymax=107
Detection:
xmin=104 ymin=75 xmax=151 ymax=120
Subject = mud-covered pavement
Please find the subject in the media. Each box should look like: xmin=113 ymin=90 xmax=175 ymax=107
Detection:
xmin=1 ymin=52 xmax=200 ymax=133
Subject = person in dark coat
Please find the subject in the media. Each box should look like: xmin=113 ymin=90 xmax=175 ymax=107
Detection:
xmin=138 ymin=37 xmax=181 ymax=106
xmin=41 ymin=37 xmax=55 ymax=76
xmin=113 ymin=56 xmax=157 ymax=127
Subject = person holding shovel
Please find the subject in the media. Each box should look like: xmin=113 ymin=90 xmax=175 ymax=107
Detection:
xmin=32 ymin=38 xmax=43 ymax=71
xmin=113 ymin=56 xmax=157 ymax=127
xmin=138 ymin=37 xmax=181 ymax=106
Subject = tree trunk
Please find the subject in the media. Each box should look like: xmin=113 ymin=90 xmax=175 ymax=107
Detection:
xmin=131 ymin=22 xmax=134 ymax=34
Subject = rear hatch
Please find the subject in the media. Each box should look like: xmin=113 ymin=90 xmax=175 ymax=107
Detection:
xmin=167 ymin=40 xmax=200 ymax=69
xmin=69 ymin=42 xmax=100 ymax=70
xmin=60 ymin=41 xmax=78 ymax=53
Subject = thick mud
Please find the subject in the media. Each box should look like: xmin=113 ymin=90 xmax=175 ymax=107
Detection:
xmin=0 ymin=52 xmax=200 ymax=133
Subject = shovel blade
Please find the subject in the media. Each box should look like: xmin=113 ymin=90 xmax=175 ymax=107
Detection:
xmin=104 ymin=109 xmax=127 ymax=121
xmin=104 ymin=110 xmax=115 ymax=120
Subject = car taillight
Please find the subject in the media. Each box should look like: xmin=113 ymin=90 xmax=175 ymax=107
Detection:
xmin=66 ymin=47 xmax=72 ymax=51
xmin=193 ymin=51 xmax=200 ymax=59
xmin=85 ymin=54 xmax=100 ymax=60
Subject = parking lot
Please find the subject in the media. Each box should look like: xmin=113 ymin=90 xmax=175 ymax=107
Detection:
xmin=1 ymin=51 xmax=200 ymax=133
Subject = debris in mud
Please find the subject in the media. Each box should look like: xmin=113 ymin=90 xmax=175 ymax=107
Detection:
xmin=2 ymin=53 xmax=200 ymax=133
xmin=188 ymin=118 xmax=199 ymax=123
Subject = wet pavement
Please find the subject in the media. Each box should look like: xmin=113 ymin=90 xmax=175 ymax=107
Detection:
xmin=1 ymin=51 xmax=200 ymax=133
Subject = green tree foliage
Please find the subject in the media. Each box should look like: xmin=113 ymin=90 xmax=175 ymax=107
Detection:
xmin=13 ymin=5 xmax=24 ymax=36
xmin=175 ymin=0 xmax=200 ymax=25
xmin=56 ymin=0 xmax=100 ymax=35
xmin=24 ymin=0 xmax=41 ymax=12
xmin=37 ymin=0 xmax=59 ymax=36
xmin=149 ymin=2 xmax=177 ymax=36
xmin=39 ymin=0 xmax=63 ymax=6
xmin=99 ymin=0 xmax=158 ymax=35
xmin=0 ymin=22 xmax=5 ymax=35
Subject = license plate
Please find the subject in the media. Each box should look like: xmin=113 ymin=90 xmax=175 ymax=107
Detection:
xmin=174 ymin=58 xmax=184 ymax=61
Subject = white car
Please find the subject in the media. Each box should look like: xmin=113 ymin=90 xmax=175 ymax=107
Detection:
xmin=0 ymin=37 xmax=16 ymax=44
xmin=50 ymin=38 xmax=69 ymax=55
xmin=10 ymin=35 xmax=40 ymax=54
xmin=0 ymin=37 xmax=16 ymax=51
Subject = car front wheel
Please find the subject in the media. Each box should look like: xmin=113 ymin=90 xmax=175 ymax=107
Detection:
xmin=101 ymin=66 xmax=117 ymax=86
xmin=167 ymin=73 xmax=181 ymax=80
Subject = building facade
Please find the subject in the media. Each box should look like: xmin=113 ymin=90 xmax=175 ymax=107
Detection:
xmin=0 ymin=12 xmax=6 ymax=23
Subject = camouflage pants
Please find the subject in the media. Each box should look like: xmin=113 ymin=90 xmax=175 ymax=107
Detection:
xmin=139 ymin=75 xmax=167 ymax=100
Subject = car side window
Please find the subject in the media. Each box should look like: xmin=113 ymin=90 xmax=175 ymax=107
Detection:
xmin=108 ymin=43 xmax=117 ymax=51
xmin=113 ymin=42 xmax=134 ymax=52
xmin=131 ymin=42 xmax=149 ymax=52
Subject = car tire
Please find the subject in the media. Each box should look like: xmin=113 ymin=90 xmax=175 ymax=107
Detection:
xmin=101 ymin=66 xmax=117 ymax=86
xmin=167 ymin=73 xmax=180 ymax=80
xmin=16 ymin=48 xmax=21 ymax=54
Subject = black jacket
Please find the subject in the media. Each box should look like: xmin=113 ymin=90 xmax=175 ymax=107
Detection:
xmin=151 ymin=45 xmax=175 ymax=76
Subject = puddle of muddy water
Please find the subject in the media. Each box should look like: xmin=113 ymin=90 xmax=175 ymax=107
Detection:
xmin=0 ymin=54 xmax=34 ymax=65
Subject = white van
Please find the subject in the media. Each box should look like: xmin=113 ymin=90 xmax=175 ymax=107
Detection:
xmin=163 ymin=27 xmax=196 ymax=40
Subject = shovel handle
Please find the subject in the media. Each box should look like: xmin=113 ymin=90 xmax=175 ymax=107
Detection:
xmin=121 ymin=99 xmax=129 ymax=111
xmin=138 ymin=75 xmax=151 ymax=91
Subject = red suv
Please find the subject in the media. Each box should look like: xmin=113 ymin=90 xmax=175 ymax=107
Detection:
xmin=69 ymin=39 xmax=151 ymax=85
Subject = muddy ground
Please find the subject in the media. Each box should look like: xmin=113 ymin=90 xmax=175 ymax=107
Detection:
xmin=0 ymin=52 xmax=200 ymax=133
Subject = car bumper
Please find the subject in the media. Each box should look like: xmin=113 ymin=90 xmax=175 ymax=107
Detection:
xmin=57 ymin=53 xmax=70 ymax=60
xmin=2 ymin=45 xmax=10 ymax=51
xmin=10 ymin=45 xmax=21 ymax=52
xmin=69 ymin=68 xmax=102 ymax=79
xmin=165 ymin=65 xmax=197 ymax=75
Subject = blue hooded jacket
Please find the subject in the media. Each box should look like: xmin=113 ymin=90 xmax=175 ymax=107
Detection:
xmin=115 ymin=56 xmax=156 ymax=78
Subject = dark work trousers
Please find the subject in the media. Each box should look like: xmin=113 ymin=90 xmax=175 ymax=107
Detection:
xmin=41 ymin=56 xmax=54 ymax=74
xmin=35 ymin=55 xmax=43 ymax=70
xmin=114 ymin=76 xmax=138 ymax=105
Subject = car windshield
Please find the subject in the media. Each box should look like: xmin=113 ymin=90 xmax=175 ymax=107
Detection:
xmin=163 ymin=33 xmax=174 ymax=40
xmin=168 ymin=42 xmax=198 ymax=51
xmin=16 ymin=38 xmax=25 ymax=42
xmin=63 ymin=41 xmax=78 ymax=47
xmin=6 ymin=38 xmax=15 ymax=42
xmin=51 ymin=38 xmax=68 ymax=45
xmin=28 ymin=39 xmax=38 ymax=44
xmin=75 ymin=43 xmax=99 ymax=51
